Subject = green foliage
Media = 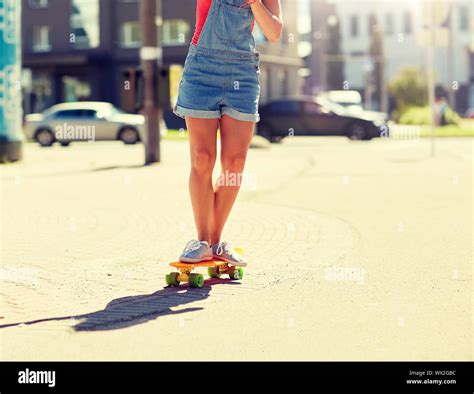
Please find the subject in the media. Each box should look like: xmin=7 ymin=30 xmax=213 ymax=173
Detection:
xmin=398 ymin=106 xmax=460 ymax=126
xmin=419 ymin=122 xmax=474 ymax=137
xmin=388 ymin=67 xmax=428 ymax=113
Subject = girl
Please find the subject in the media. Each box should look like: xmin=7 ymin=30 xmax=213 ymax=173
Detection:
xmin=174 ymin=0 xmax=283 ymax=265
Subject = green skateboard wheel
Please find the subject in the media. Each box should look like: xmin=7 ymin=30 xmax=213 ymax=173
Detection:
xmin=165 ymin=272 xmax=180 ymax=287
xmin=189 ymin=273 xmax=204 ymax=288
xmin=228 ymin=267 xmax=244 ymax=280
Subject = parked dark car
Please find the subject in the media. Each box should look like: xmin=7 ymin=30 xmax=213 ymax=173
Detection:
xmin=257 ymin=96 xmax=388 ymax=142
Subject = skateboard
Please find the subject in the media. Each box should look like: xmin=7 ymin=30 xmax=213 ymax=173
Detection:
xmin=165 ymin=248 xmax=245 ymax=289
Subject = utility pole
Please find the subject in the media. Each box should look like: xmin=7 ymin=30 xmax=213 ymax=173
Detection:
xmin=379 ymin=54 xmax=387 ymax=114
xmin=446 ymin=4 xmax=455 ymax=110
xmin=156 ymin=0 xmax=164 ymax=71
xmin=470 ymin=0 xmax=474 ymax=111
xmin=373 ymin=0 xmax=387 ymax=114
xmin=139 ymin=0 xmax=162 ymax=164
xmin=426 ymin=0 xmax=436 ymax=158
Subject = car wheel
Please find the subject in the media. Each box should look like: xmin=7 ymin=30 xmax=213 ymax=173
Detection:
xmin=119 ymin=127 xmax=139 ymax=145
xmin=257 ymin=123 xmax=273 ymax=142
xmin=35 ymin=129 xmax=55 ymax=147
xmin=60 ymin=141 xmax=71 ymax=147
xmin=347 ymin=123 xmax=367 ymax=140
xmin=270 ymin=136 xmax=283 ymax=143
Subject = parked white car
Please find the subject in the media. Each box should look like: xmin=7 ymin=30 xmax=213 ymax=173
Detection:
xmin=23 ymin=102 xmax=145 ymax=147
xmin=319 ymin=90 xmax=388 ymax=122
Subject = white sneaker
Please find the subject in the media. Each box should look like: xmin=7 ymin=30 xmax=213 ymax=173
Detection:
xmin=211 ymin=241 xmax=247 ymax=267
xmin=179 ymin=240 xmax=212 ymax=263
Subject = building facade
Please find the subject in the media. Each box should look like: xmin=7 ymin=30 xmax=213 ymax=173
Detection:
xmin=303 ymin=0 xmax=334 ymax=96
xmin=306 ymin=0 xmax=474 ymax=114
xmin=255 ymin=0 xmax=306 ymax=103
xmin=22 ymin=0 xmax=304 ymax=115
xmin=22 ymin=0 xmax=195 ymax=114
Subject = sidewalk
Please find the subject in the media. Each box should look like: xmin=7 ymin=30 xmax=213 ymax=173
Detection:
xmin=0 ymin=137 xmax=472 ymax=360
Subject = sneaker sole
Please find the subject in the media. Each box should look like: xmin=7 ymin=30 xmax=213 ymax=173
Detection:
xmin=179 ymin=256 xmax=213 ymax=263
xmin=213 ymin=256 xmax=247 ymax=267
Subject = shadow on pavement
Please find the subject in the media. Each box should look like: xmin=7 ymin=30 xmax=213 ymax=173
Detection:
xmin=90 ymin=164 xmax=147 ymax=172
xmin=0 ymin=280 xmax=239 ymax=332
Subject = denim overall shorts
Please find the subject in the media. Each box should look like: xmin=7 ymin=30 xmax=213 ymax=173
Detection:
xmin=174 ymin=0 xmax=261 ymax=123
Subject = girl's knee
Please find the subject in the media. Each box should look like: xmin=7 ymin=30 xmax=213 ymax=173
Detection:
xmin=191 ymin=150 xmax=216 ymax=175
xmin=221 ymin=153 xmax=247 ymax=172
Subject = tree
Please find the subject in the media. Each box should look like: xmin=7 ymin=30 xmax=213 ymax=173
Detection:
xmin=325 ymin=16 xmax=345 ymax=90
xmin=388 ymin=66 xmax=428 ymax=112
xmin=368 ymin=14 xmax=384 ymax=109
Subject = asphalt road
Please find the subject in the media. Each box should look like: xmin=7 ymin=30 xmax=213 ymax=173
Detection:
xmin=0 ymin=136 xmax=472 ymax=360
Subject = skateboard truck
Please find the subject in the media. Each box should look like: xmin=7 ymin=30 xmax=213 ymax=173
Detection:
xmin=165 ymin=261 xmax=244 ymax=289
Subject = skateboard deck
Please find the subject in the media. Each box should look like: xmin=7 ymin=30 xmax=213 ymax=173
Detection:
xmin=170 ymin=260 xmax=228 ymax=269
xmin=165 ymin=249 xmax=245 ymax=289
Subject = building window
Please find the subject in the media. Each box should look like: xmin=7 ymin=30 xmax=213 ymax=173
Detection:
xmin=403 ymin=12 xmax=412 ymax=34
xmin=350 ymin=15 xmax=359 ymax=37
xmin=162 ymin=19 xmax=190 ymax=46
xmin=32 ymin=25 xmax=51 ymax=52
xmin=30 ymin=72 xmax=53 ymax=113
xmin=459 ymin=6 xmax=469 ymax=31
xmin=70 ymin=0 xmax=100 ymax=48
xmin=29 ymin=0 xmax=48 ymax=8
xmin=62 ymin=76 xmax=91 ymax=102
xmin=385 ymin=13 xmax=394 ymax=35
xmin=120 ymin=21 xmax=141 ymax=48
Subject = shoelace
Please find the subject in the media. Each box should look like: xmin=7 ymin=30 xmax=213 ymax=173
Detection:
xmin=184 ymin=240 xmax=203 ymax=253
xmin=216 ymin=241 xmax=235 ymax=256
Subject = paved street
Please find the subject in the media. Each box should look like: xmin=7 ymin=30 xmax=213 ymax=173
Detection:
xmin=0 ymin=136 xmax=472 ymax=360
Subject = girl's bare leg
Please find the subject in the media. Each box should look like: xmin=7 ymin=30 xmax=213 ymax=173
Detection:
xmin=210 ymin=115 xmax=254 ymax=245
xmin=187 ymin=117 xmax=219 ymax=243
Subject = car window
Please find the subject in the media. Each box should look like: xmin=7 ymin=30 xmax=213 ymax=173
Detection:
xmin=52 ymin=110 xmax=82 ymax=118
xmin=80 ymin=110 xmax=98 ymax=119
xmin=268 ymin=101 xmax=300 ymax=115
xmin=51 ymin=109 xmax=98 ymax=119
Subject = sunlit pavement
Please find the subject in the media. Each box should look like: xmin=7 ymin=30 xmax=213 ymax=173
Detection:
xmin=1 ymin=137 xmax=472 ymax=360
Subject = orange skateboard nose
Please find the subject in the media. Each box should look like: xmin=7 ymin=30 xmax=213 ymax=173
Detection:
xmin=170 ymin=260 xmax=227 ymax=269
